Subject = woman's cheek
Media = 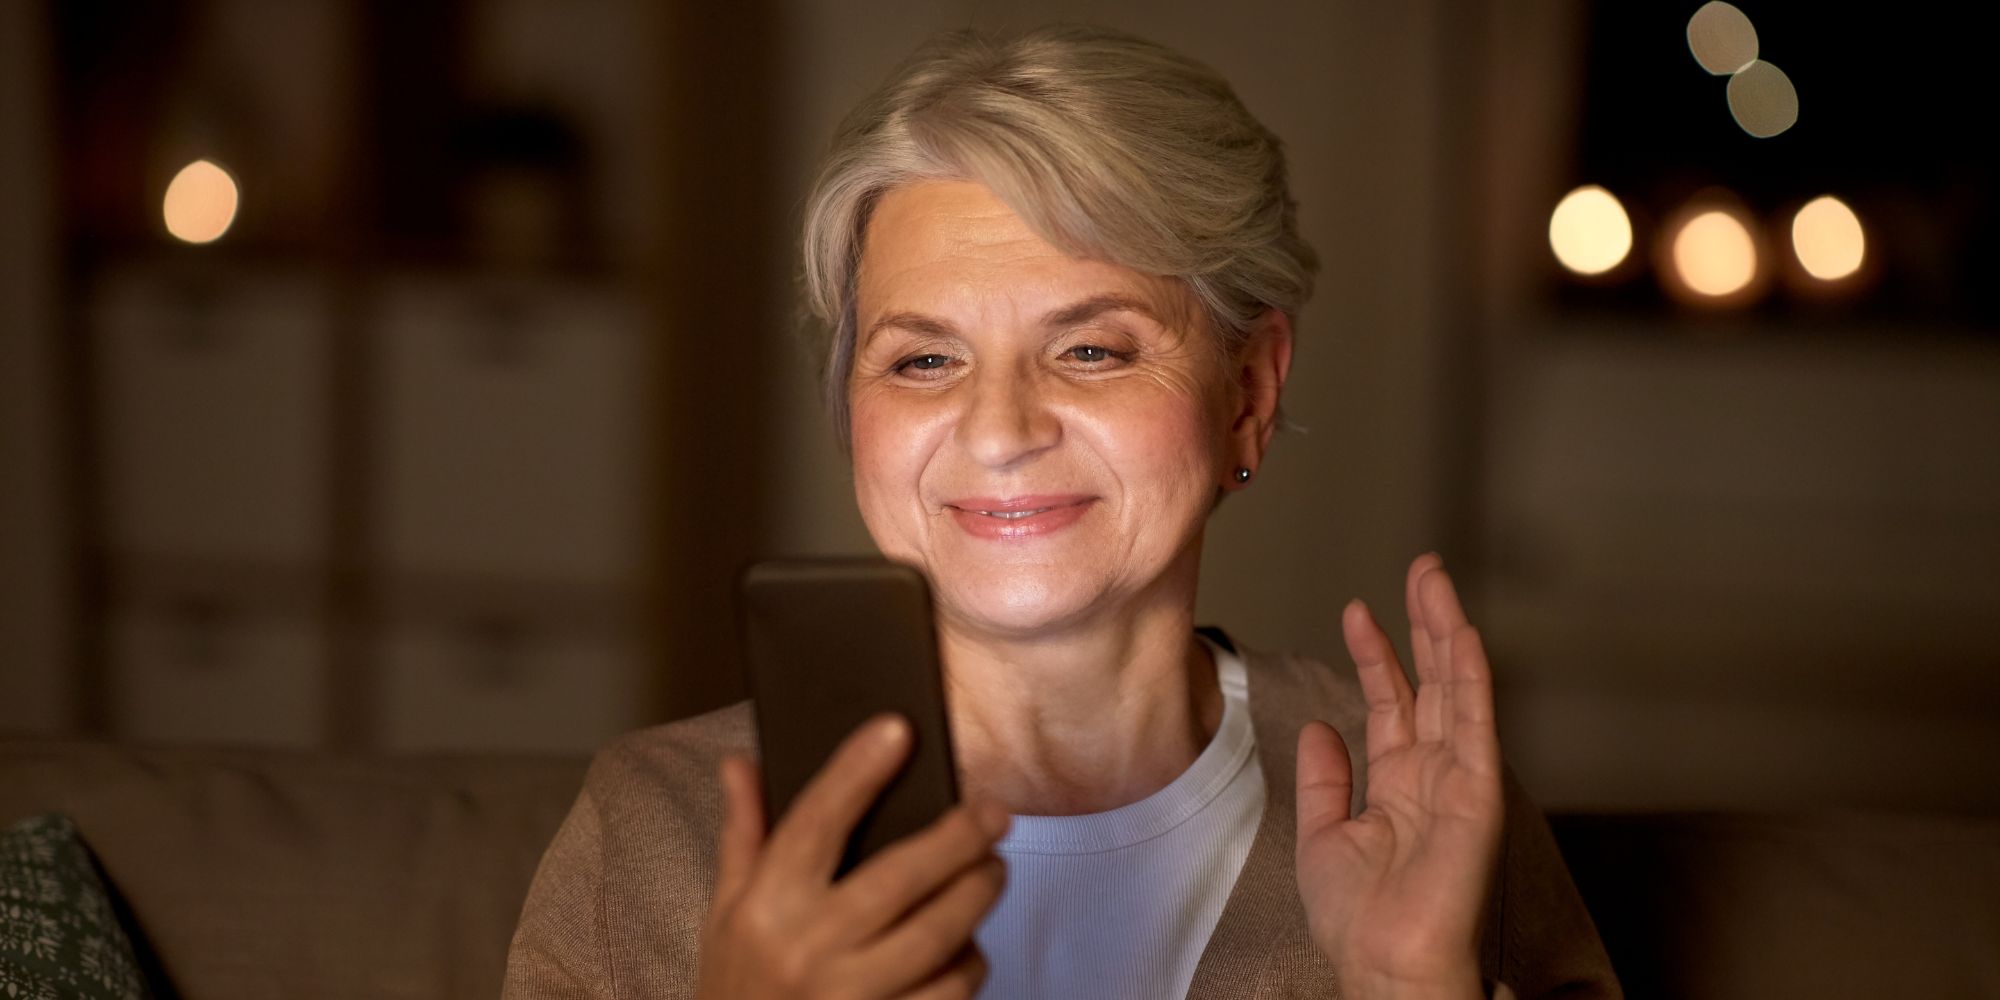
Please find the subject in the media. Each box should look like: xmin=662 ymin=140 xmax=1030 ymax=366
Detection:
xmin=1093 ymin=377 xmax=1226 ymax=478
xmin=850 ymin=392 xmax=941 ymax=552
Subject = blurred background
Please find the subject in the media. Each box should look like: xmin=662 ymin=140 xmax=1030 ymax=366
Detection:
xmin=1 ymin=0 xmax=1994 ymax=815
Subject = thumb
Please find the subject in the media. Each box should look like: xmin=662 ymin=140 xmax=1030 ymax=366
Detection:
xmin=1295 ymin=720 xmax=1354 ymax=838
xmin=713 ymin=755 xmax=767 ymax=903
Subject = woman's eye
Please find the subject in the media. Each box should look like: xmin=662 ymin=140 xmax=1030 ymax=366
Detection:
xmin=896 ymin=353 xmax=953 ymax=374
xmin=1067 ymin=345 xmax=1113 ymax=363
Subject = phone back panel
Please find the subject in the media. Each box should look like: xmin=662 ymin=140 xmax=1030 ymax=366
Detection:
xmin=739 ymin=559 xmax=959 ymax=876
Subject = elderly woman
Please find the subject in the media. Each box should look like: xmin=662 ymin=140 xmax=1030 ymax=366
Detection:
xmin=506 ymin=25 xmax=1617 ymax=1000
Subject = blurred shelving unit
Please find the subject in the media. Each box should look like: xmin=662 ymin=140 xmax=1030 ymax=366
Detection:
xmin=90 ymin=263 xmax=335 ymax=747
xmin=38 ymin=0 xmax=758 ymax=753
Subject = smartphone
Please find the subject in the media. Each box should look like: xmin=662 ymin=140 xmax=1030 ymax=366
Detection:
xmin=738 ymin=558 xmax=959 ymax=877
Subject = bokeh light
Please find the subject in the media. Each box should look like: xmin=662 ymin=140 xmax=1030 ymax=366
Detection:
xmin=162 ymin=159 xmax=239 ymax=244
xmin=1548 ymin=185 xmax=1633 ymax=276
xmin=1671 ymin=209 xmax=1758 ymax=299
xmin=1791 ymin=195 xmax=1865 ymax=281
xmin=1726 ymin=60 xmax=1799 ymax=138
xmin=1687 ymin=1 xmax=1759 ymax=75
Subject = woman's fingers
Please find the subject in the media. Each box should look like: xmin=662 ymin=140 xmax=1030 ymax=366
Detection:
xmin=1404 ymin=557 xmax=1445 ymax=741
xmin=1341 ymin=599 xmax=1414 ymax=759
xmin=897 ymin=945 xmax=989 ymax=1000
xmin=714 ymin=755 xmax=767 ymax=903
xmin=828 ymin=798 xmax=1010 ymax=944
xmin=1404 ymin=553 xmax=1443 ymax=685
xmin=761 ymin=714 xmax=913 ymax=883
xmin=1417 ymin=559 xmax=1481 ymax=742
xmin=1449 ymin=624 xmax=1502 ymax=775
xmin=1419 ymin=559 xmax=1470 ymax=635
xmin=1294 ymin=719 xmax=1355 ymax=838
xmin=703 ymin=726 xmax=994 ymax=1000
xmin=852 ymin=858 xmax=1006 ymax=996
xmin=1406 ymin=556 xmax=1500 ymax=765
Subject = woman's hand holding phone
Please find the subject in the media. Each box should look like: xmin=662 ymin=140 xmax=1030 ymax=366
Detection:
xmin=696 ymin=714 xmax=1011 ymax=1000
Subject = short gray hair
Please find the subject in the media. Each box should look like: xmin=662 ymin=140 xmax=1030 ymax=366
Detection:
xmin=802 ymin=24 xmax=1318 ymax=444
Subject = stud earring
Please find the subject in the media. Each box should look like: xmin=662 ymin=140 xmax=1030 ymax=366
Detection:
xmin=1234 ymin=467 xmax=1252 ymax=484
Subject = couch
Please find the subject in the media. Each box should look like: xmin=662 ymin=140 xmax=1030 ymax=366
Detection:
xmin=1 ymin=738 xmax=586 ymax=999
xmin=5 ymin=737 xmax=1997 ymax=999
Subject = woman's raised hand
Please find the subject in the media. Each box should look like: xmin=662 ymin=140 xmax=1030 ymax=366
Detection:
xmin=1293 ymin=554 xmax=1505 ymax=1000
xmin=698 ymin=716 xmax=1010 ymax=1000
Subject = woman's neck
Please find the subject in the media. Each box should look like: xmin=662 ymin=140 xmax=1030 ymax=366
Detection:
xmin=937 ymin=579 xmax=1224 ymax=817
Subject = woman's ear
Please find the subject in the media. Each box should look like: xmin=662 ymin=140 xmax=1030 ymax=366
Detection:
xmin=1228 ymin=308 xmax=1295 ymax=479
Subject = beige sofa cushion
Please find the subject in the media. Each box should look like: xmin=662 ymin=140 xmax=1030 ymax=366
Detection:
xmin=0 ymin=739 xmax=586 ymax=1000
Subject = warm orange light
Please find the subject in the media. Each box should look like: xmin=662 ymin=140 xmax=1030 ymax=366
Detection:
xmin=1548 ymin=185 xmax=1633 ymax=276
xmin=1672 ymin=210 xmax=1758 ymax=298
xmin=1791 ymin=196 xmax=1865 ymax=280
xmin=163 ymin=159 xmax=239 ymax=244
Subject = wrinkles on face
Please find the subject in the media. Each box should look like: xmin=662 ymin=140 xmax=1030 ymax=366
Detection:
xmin=848 ymin=180 xmax=1235 ymax=639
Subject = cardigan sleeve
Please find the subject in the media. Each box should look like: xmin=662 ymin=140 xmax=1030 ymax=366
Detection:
xmin=1488 ymin=769 xmax=1623 ymax=999
xmin=504 ymin=707 xmax=750 ymax=1000
xmin=504 ymin=783 xmax=616 ymax=1000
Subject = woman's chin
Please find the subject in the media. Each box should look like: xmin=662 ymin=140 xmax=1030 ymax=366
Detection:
xmin=932 ymin=574 xmax=1109 ymax=640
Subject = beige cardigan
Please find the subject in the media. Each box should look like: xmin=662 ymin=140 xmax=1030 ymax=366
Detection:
xmin=504 ymin=636 xmax=1621 ymax=999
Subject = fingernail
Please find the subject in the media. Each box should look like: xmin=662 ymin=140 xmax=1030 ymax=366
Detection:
xmin=877 ymin=715 xmax=910 ymax=747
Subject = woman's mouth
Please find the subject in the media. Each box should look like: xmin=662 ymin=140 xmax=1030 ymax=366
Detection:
xmin=943 ymin=495 xmax=1095 ymax=539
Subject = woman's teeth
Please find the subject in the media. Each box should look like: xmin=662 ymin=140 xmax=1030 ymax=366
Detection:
xmin=978 ymin=509 xmax=1049 ymax=519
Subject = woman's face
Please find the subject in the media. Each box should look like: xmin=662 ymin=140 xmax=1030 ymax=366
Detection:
xmin=848 ymin=180 xmax=1276 ymax=639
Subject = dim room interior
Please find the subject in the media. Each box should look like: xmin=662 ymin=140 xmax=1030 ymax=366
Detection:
xmin=2 ymin=1 xmax=1996 ymax=997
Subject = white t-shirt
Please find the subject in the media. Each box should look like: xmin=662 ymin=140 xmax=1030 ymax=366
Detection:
xmin=973 ymin=637 xmax=1264 ymax=1000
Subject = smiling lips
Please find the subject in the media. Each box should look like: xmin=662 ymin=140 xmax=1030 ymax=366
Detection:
xmin=943 ymin=495 xmax=1095 ymax=539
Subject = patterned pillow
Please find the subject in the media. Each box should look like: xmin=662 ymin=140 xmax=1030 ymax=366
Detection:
xmin=0 ymin=814 xmax=153 ymax=1000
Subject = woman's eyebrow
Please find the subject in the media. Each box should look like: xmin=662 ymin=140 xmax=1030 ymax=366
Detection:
xmin=863 ymin=293 xmax=1157 ymax=347
xmin=1041 ymin=294 xmax=1157 ymax=328
xmin=862 ymin=311 xmax=958 ymax=347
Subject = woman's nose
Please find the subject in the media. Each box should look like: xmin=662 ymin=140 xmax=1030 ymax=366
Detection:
xmin=954 ymin=365 xmax=1060 ymax=469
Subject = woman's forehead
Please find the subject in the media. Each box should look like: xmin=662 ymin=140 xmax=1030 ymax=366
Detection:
xmin=856 ymin=180 xmax=1196 ymax=331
